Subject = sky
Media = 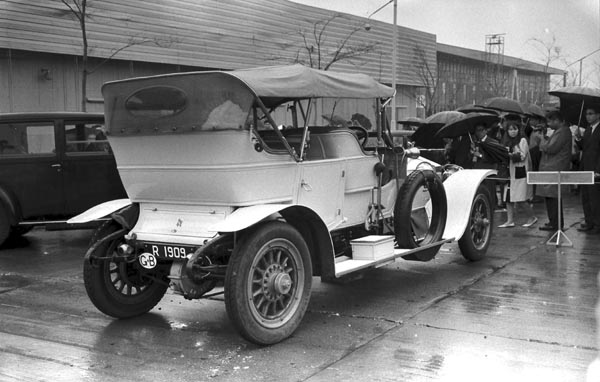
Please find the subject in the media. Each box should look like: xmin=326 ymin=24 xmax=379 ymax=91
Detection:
xmin=290 ymin=0 xmax=600 ymax=87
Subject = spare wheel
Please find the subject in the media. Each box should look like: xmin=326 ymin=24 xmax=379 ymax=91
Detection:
xmin=394 ymin=170 xmax=447 ymax=249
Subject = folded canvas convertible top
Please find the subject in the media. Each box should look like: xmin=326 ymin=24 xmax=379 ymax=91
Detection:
xmin=229 ymin=64 xmax=394 ymax=106
xmin=101 ymin=64 xmax=394 ymax=134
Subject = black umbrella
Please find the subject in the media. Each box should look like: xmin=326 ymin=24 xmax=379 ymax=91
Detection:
xmin=548 ymin=86 xmax=600 ymax=126
xmin=435 ymin=112 xmax=500 ymax=139
xmin=456 ymin=104 xmax=499 ymax=115
xmin=476 ymin=97 xmax=527 ymax=115
xmin=478 ymin=138 xmax=509 ymax=164
xmin=412 ymin=111 xmax=465 ymax=149
xmin=522 ymin=103 xmax=546 ymax=120
xmin=424 ymin=110 xmax=465 ymax=125
xmin=411 ymin=123 xmax=446 ymax=149
xmin=397 ymin=116 xmax=424 ymax=128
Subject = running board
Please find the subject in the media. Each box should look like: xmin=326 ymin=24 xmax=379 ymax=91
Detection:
xmin=334 ymin=238 xmax=453 ymax=278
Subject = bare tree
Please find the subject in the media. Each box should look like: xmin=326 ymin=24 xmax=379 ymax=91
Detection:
xmin=412 ymin=44 xmax=439 ymax=116
xmin=58 ymin=0 xmax=174 ymax=111
xmin=284 ymin=14 xmax=378 ymax=70
xmin=527 ymin=33 xmax=564 ymax=99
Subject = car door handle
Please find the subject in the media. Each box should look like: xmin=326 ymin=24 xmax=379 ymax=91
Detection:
xmin=51 ymin=163 xmax=62 ymax=172
xmin=301 ymin=180 xmax=312 ymax=191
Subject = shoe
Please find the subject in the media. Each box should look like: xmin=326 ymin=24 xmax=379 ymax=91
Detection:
xmin=539 ymin=224 xmax=557 ymax=231
xmin=522 ymin=217 xmax=538 ymax=228
xmin=498 ymin=222 xmax=515 ymax=228
xmin=577 ymin=223 xmax=595 ymax=232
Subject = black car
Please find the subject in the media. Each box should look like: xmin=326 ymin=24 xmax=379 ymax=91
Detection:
xmin=0 ymin=112 xmax=126 ymax=246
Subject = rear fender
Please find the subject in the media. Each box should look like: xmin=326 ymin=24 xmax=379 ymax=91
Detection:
xmin=213 ymin=204 xmax=335 ymax=279
xmin=443 ymin=169 xmax=496 ymax=240
xmin=67 ymin=199 xmax=132 ymax=224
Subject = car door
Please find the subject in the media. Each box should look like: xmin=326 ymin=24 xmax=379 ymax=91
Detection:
xmin=60 ymin=119 xmax=127 ymax=215
xmin=0 ymin=119 xmax=65 ymax=218
xmin=296 ymin=160 xmax=346 ymax=229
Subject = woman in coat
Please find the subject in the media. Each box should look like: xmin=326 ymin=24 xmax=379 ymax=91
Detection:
xmin=498 ymin=122 xmax=537 ymax=228
xmin=536 ymin=110 xmax=573 ymax=231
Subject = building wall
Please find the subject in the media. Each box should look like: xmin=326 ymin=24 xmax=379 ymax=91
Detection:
xmin=1 ymin=0 xmax=437 ymax=115
xmin=1 ymin=0 xmax=437 ymax=85
xmin=0 ymin=48 xmax=201 ymax=113
xmin=434 ymin=52 xmax=552 ymax=114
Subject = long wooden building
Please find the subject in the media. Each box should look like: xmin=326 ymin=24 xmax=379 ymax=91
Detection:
xmin=0 ymin=0 xmax=562 ymax=120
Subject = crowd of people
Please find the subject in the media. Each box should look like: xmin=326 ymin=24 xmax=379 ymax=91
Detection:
xmin=434 ymin=104 xmax=600 ymax=232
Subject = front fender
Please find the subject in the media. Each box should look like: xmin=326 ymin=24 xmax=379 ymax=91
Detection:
xmin=67 ymin=199 xmax=132 ymax=224
xmin=443 ymin=169 xmax=496 ymax=240
xmin=210 ymin=204 xmax=295 ymax=232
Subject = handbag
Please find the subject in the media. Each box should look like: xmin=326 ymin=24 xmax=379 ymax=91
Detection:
xmin=514 ymin=166 xmax=526 ymax=179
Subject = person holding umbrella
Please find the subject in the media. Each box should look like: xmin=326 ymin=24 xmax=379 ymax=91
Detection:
xmin=497 ymin=122 xmax=537 ymax=228
xmin=537 ymin=110 xmax=573 ymax=231
xmin=575 ymin=105 xmax=600 ymax=233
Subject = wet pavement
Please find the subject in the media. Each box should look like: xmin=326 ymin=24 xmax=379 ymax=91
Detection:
xmin=0 ymin=192 xmax=598 ymax=381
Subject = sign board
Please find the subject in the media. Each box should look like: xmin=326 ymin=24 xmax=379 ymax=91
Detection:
xmin=525 ymin=171 xmax=594 ymax=247
xmin=527 ymin=171 xmax=594 ymax=185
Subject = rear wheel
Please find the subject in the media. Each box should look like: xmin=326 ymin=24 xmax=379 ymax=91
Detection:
xmin=0 ymin=203 xmax=11 ymax=247
xmin=83 ymin=222 xmax=169 ymax=318
xmin=459 ymin=185 xmax=493 ymax=261
xmin=225 ymin=221 xmax=312 ymax=345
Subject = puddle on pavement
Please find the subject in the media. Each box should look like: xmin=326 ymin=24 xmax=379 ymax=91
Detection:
xmin=0 ymin=273 xmax=31 ymax=292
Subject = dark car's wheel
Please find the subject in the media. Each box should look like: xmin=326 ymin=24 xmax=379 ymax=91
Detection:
xmin=83 ymin=222 xmax=169 ymax=318
xmin=395 ymin=170 xmax=447 ymax=249
xmin=459 ymin=185 xmax=493 ymax=261
xmin=0 ymin=203 xmax=11 ymax=247
xmin=225 ymin=221 xmax=312 ymax=345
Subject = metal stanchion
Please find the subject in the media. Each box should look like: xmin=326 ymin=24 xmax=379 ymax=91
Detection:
xmin=527 ymin=171 xmax=595 ymax=247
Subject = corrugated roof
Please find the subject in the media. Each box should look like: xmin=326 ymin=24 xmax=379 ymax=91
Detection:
xmin=437 ymin=43 xmax=564 ymax=75
xmin=0 ymin=0 xmax=437 ymax=87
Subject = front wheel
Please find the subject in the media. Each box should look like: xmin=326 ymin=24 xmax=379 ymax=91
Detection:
xmin=459 ymin=185 xmax=493 ymax=261
xmin=83 ymin=222 xmax=169 ymax=318
xmin=225 ymin=221 xmax=312 ymax=345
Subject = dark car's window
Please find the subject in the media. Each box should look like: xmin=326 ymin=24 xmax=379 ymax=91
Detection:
xmin=65 ymin=122 xmax=110 ymax=154
xmin=0 ymin=122 xmax=55 ymax=156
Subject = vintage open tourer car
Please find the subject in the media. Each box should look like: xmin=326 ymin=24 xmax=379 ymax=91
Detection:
xmin=70 ymin=64 xmax=495 ymax=345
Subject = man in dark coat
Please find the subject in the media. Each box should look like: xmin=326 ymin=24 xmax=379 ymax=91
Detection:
xmin=537 ymin=110 xmax=573 ymax=231
xmin=576 ymin=105 xmax=600 ymax=233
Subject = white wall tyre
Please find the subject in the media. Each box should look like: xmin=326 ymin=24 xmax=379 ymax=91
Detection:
xmin=225 ymin=221 xmax=312 ymax=345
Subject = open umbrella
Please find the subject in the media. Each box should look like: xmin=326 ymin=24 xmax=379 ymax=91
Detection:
xmin=522 ymin=103 xmax=546 ymax=120
xmin=411 ymin=123 xmax=446 ymax=149
xmin=476 ymin=97 xmax=527 ymax=115
xmin=548 ymin=86 xmax=600 ymax=126
xmin=412 ymin=111 xmax=464 ymax=149
xmin=435 ymin=112 xmax=500 ymax=139
xmin=455 ymin=104 xmax=499 ymax=115
xmin=423 ymin=110 xmax=465 ymax=125
xmin=397 ymin=116 xmax=424 ymax=128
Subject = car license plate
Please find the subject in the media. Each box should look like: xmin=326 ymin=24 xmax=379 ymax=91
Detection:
xmin=143 ymin=243 xmax=197 ymax=259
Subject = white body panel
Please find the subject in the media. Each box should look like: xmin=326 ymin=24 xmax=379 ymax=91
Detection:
xmin=442 ymin=169 xmax=496 ymax=240
xmin=66 ymin=198 xmax=131 ymax=224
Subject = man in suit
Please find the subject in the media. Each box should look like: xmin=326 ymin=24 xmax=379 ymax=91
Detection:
xmin=577 ymin=105 xmax=600 ymax=233
xmin=537 ymin=110 xmax=573 ymax=231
